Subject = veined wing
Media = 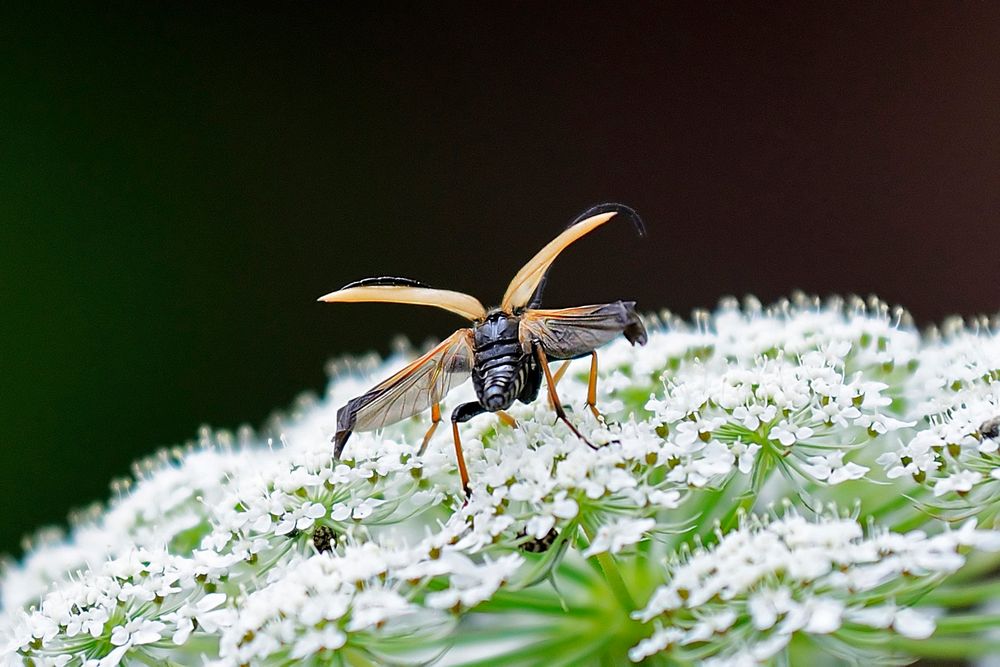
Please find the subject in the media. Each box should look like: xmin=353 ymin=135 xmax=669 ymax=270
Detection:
xmin=519 ymin=302 xmax=648 ymax=359
xmin=335 ymin=328 xmax=475 ymax=455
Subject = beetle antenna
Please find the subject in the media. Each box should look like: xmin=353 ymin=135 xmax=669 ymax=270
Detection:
xmin=339 ymin=276 xmax=432 ymax=289
xmin=569 ymin=203 xmax=646 ymax=238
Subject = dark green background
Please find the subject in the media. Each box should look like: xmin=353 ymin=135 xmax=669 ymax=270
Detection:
xmin=3 ymin=4 xmax=999 ymax=556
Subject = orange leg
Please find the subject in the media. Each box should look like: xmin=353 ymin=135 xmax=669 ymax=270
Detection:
xmin=535 ymin=344 xmax=596 ymax=449
xmin=586 ymin=351 xmax=603 ymax=421
xmin=547 ymin=360 xmax=572 ymax=409
xmin=496 ymin=411 xmax=518 ymax=429
xmin=451 ymin=421 xmax=471 ymax=496
xmin=418 ymin=403 xmax=442 ymax=455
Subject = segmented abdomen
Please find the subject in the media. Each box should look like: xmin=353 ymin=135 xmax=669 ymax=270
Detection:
xmin=473 ymin=340 xmax=527 ymax=411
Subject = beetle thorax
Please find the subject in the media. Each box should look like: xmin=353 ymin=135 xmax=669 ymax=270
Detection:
xmin=472 ymin=311 xmax=528 ymax=411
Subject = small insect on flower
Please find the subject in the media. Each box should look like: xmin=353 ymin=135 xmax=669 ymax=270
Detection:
xmin=517 ymin=527 xmax=560 ymax=553
xmin=312 ymin=525 xmax=337 ymax=554
xmin=980 ymin=416 xmax=1000 ymax=440
xmin=320 ymin=203 xmax=648 ymax=495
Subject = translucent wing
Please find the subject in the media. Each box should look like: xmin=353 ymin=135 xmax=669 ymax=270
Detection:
xmin=319 ymin=277 xmax=487 ymax=321
xmin=335 ymin=329 xmax=475 ymax=456
xmin=519 ymin=302 xmax=648 ymax=360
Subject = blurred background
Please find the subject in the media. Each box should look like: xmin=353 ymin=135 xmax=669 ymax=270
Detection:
xmin=2 ymin=3 xmax=999 ymax=556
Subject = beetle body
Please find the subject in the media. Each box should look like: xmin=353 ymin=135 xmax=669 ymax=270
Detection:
xmin=472 ymin=310 xmax=541 ymax=412
xmin=320 ymin=203 xmax=648 ymax=495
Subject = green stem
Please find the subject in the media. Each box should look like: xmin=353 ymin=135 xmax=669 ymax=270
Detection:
xmin=477 ymin=593 xmax=597 ymax=617
xmin=942 ymin=550 xmax=1000 ymax=585
xmin=880 ymin=636 xmax=1000 ymax=658
xmin=935 ymin=612 xmax=1000 ymax=633
xmin=890 ymin=511 xmax=931 ymax=533
xmin=922 ymin=580 xmax=1000 ymax=607
xmin=689 ymin=486 xmax=729 ymax=535
xmin=717 ymin=492 xmax=755 ymax=536
xmin=865 ymin=488 xmax=914 ymax=518
xmin=581 ymin=524 xmax=636 ymax=612
xmin=453 ymin=632 xmax=586 ymax=667
xmin=445 ymin=624 xmax=556 ymax=646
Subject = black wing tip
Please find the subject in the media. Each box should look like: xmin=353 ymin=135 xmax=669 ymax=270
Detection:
xmin=619 ymin=301 xmax=649 ymax=346
xmin=571 ymin=203 xmax=646 ymax=238
xmin=627 ymin=322 xmax=649 ymax=346
xmin=339 ymin=276 xmax=432 ymax=290
xmin=333 ymin=402 xmax=360 ymax=459
xmin=333 ymin=429 xmax=351 ymax=459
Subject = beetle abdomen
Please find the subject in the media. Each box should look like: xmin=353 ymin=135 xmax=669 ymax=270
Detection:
xmin=472 ymin=311 xmax=527 ymax=411
xmin=475 ymin=354 xmax=528 ymax=410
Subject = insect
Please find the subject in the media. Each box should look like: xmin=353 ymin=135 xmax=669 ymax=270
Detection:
xmin=981 ymin=417 xmax=1000 ymax=441
xmin=319 ymin=203 xmax=648 ymax=495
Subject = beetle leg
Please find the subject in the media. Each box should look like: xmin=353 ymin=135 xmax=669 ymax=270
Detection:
xmin=496 ymin=411 xmax=518 ymax=428
xmin=451 ymin=421 xmax=471 ymax=497
xmin=547 ymin=360 xmax=572 ymax=409
xmin=417 ymin=403 xmax=442 ymax=456
xmin=451 ymin=402 xmax=486 ymax=497
xmin=586 ymin=351 xmax=603 ymax=421
xmin=534 ymin=343 xmax=596 ymax=449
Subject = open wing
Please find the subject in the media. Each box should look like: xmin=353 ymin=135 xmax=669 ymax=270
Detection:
xmin=335 ymin=328 xmax=475 ymax=456
xmin=501 ymin=204 xmax=645 ymax=312
xmin=501 ymin=211 xmax=618 ymax=312
xmin=319 ymin=277 xmax=487 ymax=321
xmin=519 ymin=302 xmax=648 ymax=360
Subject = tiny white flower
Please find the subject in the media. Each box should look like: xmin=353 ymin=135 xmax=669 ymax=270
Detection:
xmin=892 ymin=607 xmax=935 ymax=639
xmin=628 ymin=626 xmax=685 ymax=662
xmin=731 ymin=440 xmax=761 ymax=474
xmin=583 ymin=518 xmax=656 ymax=557
xmin=733 ymin=404 xmax=778 ymax=431
xmin=162 ymin=593 xmax=229 ymax=645
xmin=769 ymin=420 xmax=813 ymax=447
xmin=803 ymin=451 xmax=869 ymax=484
xmin=933 ymin=470 xmax=982 ymax=497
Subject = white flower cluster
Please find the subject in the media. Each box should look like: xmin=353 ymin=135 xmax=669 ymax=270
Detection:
xmin=640 ymin=301 xmax=919 ymax=490
xmin=1 ymin=295 xmax=998 ymax=666
xmin=877 ymin=322 xmax=1000 ymax=503
xmin=2 ymin=544 xmax=235 ymax=667
xmin=629 ymin=511 xmax=1000 ymax=663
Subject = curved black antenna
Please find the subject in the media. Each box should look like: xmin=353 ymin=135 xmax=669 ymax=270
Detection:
xmin=568 ymin=202 xmax=646 ymax=238
xmin=339 ymin=276 xmax=433 ymax=290
xmin=527 ymin=203 xmax=646 ymax=308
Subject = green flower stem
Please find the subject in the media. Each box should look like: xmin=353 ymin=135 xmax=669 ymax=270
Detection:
xmin=546 ymin=633 xmax=615 ymax=667
xmin=686 ymin=486 xmax=730 ymax=545
xmin=581 ymin=523 xmax=636 ymax=613
xmin=341 ymin=647 xmax=379 ymax=666
xmin=940 ymin=550 xmax=1000 ymax=585
xmin=454 ymin=632 xmax=593 ymax=667
xmin=446 ymin=624 xmax=557 ymax=646
xmin=718 ymin=491 xmax=756 ymax=536
xmin=935 ymin=612 xmax=1000 ymax=633
xmin=890 ymin=510 xmax=932 ymax=533
xmin=879 ymin=636 xmax=1000 ymax=659
xmin=865 ymin=486 xmax=916 ymax=519
xmin=478 ymin=592 xmax=596 ymax=617
xmin=922 ymin=579 xmax=1000 ymax=606
xmin=836 ymin=628 xmax=1000 ymax=658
